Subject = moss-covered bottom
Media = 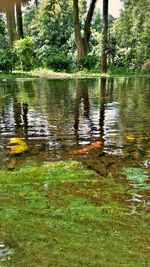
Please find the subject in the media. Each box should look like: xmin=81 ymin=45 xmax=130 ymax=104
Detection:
xmin=0 ymin=161 xmax=149 ymax=267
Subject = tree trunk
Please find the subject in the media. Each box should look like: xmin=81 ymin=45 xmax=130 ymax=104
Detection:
xmin=101 ymin=0 xmax=109 ymax=73
xmin=16 ymin=1 xmax=24 ymax=39
xmin=73 ymin=0 xmax=85 ymax=58
xmin=83 ymin=0 xmax=97 ymax=55
xmin=6 ymin=3 xmax=17 ymax=47
xmin=35 ymin=0 xmax=39 ymax=7
xmin=73 ymin=0 xmax=97 ymax=59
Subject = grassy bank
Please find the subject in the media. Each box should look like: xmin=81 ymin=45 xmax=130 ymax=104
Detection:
xmin=0 ymin=160 xmax=149 ymax=266
xmin=0 ymin=69 xmax=150 ymax=80
xmin=0 ymin=72 xmax=35 ymax=79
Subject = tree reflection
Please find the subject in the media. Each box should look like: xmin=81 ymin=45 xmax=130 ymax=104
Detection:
xmin=99 ymin=77 xmax=114 ymax=142
xmin=12 ymin=82 xmax=30 ymax=140
xmin=22 ymin=102 xmax=28 ymax=140
xmin=74 ymin=80 xmax=91 ymax=144
xmin=99 ymin=77 xmax=106 ymax=142
xmin=74 ymin=79 xmax=90 ymax=130
xmin=72 ymin=78 xmax=116 ymax=154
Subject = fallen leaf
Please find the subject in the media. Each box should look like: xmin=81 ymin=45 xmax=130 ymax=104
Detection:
xmin=71 ymin=141 xmax=103 ymax=155
xmin=9 ymin=138 xmax=28 ymax=154
xmin=125 ymin=135 xmax=135 ymax=141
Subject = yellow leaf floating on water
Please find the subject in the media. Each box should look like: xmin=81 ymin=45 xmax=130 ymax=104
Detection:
xmin=125 ymin=135 xmax=135 ymax=141
xmin=9 ymin=138 xmax=28 ymax=154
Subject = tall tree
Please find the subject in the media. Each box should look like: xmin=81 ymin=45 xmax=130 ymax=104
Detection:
xmin=101 ymin=0 xmax=109 ymax=73
xmin=6 ymin=1 xmax=17 ymax=47
xmin=73 ymin=0 xmax=97 ymax=58
xmin=16 ymin=1 xmax=24 ymax=38
xmin=0 ymin=13 xmax=7 ymax=47
xmin=16 ymin=0 xmax=30 ymax=39
xmin=0 ymin=0 xmax=29 ymax=46
xmin=30 ymin=0 xmax=73 ymax=65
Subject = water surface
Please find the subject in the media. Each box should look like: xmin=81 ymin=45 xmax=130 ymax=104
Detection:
xmin=0 ymin=77 xmax=149 ymax=170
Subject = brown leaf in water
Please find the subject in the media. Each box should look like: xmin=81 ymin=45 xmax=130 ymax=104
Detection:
xmin=71 ymin=141 xmax=103 ymax=155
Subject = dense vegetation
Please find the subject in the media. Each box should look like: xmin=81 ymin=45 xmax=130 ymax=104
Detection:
xmin=0 ymin=0 xmax=150 ymax=74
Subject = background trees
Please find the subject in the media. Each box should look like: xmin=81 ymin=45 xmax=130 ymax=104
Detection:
xmin=0 ymin=0 xmax=149 ymax=73
xmin=112 ymin=0 xmax=150 ymax=72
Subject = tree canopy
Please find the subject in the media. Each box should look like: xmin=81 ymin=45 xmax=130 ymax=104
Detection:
xmin=0 ymin=0 xmax=149 ymax=73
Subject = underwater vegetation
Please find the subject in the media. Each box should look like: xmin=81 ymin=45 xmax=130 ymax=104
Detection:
xmin=0 ymin=160 xmax=149 ymax=266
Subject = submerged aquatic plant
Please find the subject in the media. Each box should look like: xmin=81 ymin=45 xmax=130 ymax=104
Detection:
xmin=122 ymin=167 xmax=149 ymax=183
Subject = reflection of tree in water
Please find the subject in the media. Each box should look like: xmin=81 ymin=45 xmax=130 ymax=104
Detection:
xmin=73 ymin=78 xmax=111 ymax=153
xmin=99 ymin=77 xmax=106 ymax=143
xmin=13 ymin=82 xmax=30 ymax=140
xmin=116 ymin=78 xmax=150 ymax=160
xmin=22 ymin=102 xmax=28 ymax=140
xmin=0 ymin=81 xmax=34 ymax=144
xmin=74 ymin=80 xmax=90 ymax=142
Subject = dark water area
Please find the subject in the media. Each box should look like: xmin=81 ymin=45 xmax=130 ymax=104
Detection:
xmin=0 ymin=77 xmax=150 ymax=172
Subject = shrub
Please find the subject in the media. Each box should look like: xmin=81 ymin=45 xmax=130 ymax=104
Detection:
xmin=77 ymin=55 xmax=99 ymax=70
xmin=0 ymin=48 xmax=15 ymax=73
xmin=45 ymin=52 xmax=72 ymax=71
xmin=13 ymin=37 xmax=35 ymax=71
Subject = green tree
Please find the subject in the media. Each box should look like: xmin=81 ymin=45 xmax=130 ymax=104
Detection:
xmin=72 ymin=0 xmax=97 ymax=59
xmin=112 ymin=0 xmax=150 ymax=71
xmin=13 ymin=36 xmax=35 ymax=70
xmin=29 ymin=0 xmax=73 ymax=68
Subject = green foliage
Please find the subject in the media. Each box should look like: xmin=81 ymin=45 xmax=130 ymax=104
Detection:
xmin=122 ymin=167 xmax=148 ymax=183
xmin=24 ymin=1 xmax=102 ymax=72
xmin=0 ymin=13 xmax=14 ymax=73
xmin=0 ymin=48 xmax=15 ymax=73
xmin=29 ymin=0 xmax=73 ymax=68
xmin=77 ymin=55 xmax=99 ymax=70
xmin=45 ymin=51 xmax=73 ymax=71
xmin=111 ymin=0 xmax=150 ymax=72
xmin=13 ymin=37 xmax=35 ymax=71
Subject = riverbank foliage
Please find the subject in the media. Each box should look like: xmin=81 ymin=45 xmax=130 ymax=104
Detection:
xmin=0 ymin=0 xmax=150 ymax=74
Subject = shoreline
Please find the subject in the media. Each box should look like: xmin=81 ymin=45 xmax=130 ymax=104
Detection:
xmin=0 ymin=69 xmax=150 ymax=80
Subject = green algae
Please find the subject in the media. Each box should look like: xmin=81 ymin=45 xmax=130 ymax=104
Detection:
xmin=0 ymin=161 xmax=149 ymax=267
xmin=122 ymin=167 xmax=149 ymax=183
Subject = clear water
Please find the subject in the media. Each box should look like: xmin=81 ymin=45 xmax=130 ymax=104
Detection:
xmin=0 ymin=77 xmax=150 ymax=266
xmin=0 ymin=77 xmax=150 ymax=172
